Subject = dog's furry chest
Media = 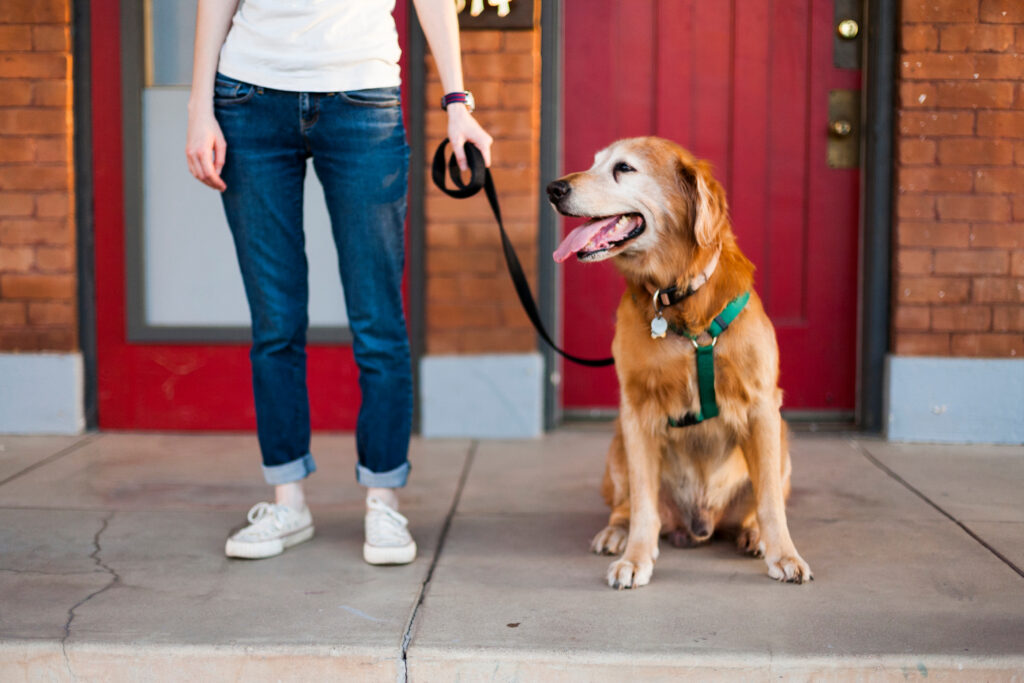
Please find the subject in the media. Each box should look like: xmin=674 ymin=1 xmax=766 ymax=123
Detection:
xmin=623 ymin=339 xmax=753 ymax=512
xmin=619 ymin=334 xmax=748 ymax=429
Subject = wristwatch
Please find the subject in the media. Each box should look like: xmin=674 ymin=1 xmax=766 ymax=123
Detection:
xmin=441 ymin=91 xmax=475 ymax=113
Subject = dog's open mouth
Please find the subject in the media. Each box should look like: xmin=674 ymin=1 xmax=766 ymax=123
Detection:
xmin=552 ymin=213 xmax=646 ymax=263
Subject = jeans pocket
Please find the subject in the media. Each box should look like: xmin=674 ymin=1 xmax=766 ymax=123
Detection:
xmin=214 ymin=74 xmax=256 ymax=106
xmin=339 ymin=86 xmax=401 ymax=108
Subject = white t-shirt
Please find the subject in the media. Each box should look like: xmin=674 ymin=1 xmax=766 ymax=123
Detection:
xmin=217 ymin=0 xmax=402 ymax=93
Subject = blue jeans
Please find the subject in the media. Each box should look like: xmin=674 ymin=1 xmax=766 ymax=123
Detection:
xmin=214 ymin=73 xmax=412 ymax=488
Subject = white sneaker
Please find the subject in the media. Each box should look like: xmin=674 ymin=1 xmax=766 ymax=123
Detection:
xmin=363 ymin=496 xmax=417 ymax=565
xmin=225 ymin=502 xmax=314 ymax=559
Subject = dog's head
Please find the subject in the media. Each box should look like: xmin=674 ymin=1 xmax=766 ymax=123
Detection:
xmin=547 ymin=137 xmax=728 ymax=283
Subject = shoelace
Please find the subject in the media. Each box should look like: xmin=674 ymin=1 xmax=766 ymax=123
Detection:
xmin=246 ymin=502 xmax=289 ymax=530
xmin=366 ymin=496 xmax=411 ymax=546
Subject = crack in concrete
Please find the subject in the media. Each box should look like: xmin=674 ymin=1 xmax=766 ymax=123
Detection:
xmin=397 ymin=441 xmax=478 ymax=683
xmin=60 ymin=510 xmax=120 ymax=680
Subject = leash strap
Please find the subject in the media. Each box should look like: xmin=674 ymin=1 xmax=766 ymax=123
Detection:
xmin=431 ymin=139 xmax=614 ymax=368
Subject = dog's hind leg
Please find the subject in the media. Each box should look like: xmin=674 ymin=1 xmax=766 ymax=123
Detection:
xmin=591 ymin=423 xmax=630 ymax=555
xmin=719 ymin=481 xmax=761 ymax=555
xmin=591 ymin=506 xmax=629 ymax=554
xmin=735 ymin=510 xmax=762 ymax=556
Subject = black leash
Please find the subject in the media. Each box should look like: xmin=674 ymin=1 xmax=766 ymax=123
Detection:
xmin=431 ymin=139 xmax=614 ymax=367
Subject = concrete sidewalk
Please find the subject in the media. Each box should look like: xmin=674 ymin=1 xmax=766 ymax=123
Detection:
xmin=0 ymin=428 xmax=1021 ymax=681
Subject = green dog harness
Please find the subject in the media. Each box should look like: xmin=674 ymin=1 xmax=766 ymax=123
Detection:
xmin=666 ymin=291 xmax=750 ymax=428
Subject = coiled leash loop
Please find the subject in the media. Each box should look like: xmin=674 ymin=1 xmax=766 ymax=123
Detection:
xmin=431 ymin=139 xmax=614 ymax=367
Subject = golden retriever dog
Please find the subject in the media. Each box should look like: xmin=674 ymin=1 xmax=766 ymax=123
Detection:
xmin=547 ymin=137 xmax=811 ymax=589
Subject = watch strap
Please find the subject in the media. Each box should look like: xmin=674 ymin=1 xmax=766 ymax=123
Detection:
xmin=441 ymin=91 xmax=473 ymax=112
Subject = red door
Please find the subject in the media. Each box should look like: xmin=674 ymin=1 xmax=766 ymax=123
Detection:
xmin=90 ymin=0 xmax=410 ymax=429
xmin=560 ymin=0 xmax=860 ymax=414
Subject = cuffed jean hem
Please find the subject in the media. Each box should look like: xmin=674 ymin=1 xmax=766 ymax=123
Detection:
xmin=356 ymin=461 xmax=410 ymax=488
xmin=262 ymin=453 xmax=317 ymax=485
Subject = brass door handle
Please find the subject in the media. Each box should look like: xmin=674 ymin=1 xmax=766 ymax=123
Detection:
xmin=828 ymin=90 xmax=859 ymax=168
xmin=836 ymin=19 xmax=859 ymax=40
xmin=829 ymin=120 xmax=853 ymax=137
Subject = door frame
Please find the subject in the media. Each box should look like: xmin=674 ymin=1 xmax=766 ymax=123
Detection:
xmin=858 ymin=0 xmax=896 ymax=433
xmin=538 ymin=0 xmax=564 ymax=430
xmin=537 ymin=0 xmax=896 ymax=432
xmin=73 ymin=0 xmax=98 ymax=429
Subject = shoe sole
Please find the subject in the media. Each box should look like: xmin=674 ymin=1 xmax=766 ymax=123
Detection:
xmin=363 ymin=540 xmax=417 ymax=566
xmin=225 ymin=525 xmax=314 ymax=559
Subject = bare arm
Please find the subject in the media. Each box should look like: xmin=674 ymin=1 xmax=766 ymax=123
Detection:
xmin=411 ymin=0 xmax=493 ymax=170
xmin=185 ymin=0 xmax=240 ymax=191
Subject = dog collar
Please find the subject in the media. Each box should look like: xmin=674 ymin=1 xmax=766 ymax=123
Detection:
xmin=651 ymin=247 xmax=721 ymax=310
xmin=667 ymin=291 xmax=751 ymax=428
xmin=649 ymin=247 xmax=721 ymax=339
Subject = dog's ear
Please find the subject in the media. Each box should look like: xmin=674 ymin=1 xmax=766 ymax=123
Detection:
xmin=692 ymin=161 xmax=724 ymax=248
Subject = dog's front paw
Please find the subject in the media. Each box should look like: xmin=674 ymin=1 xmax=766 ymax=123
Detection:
xmin=765 ymin=551 xmax=812 ymax=584
xmin=606 ymin=555 xmax=654 ymax=589
xmin=591 ymin=524 xmax=628 ymax=555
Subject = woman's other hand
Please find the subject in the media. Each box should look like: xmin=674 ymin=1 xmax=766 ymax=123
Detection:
xmin=186 ymin=106 xmax=228 ymax=191
xmin=188 ymin=0 xmax=239 ymax=190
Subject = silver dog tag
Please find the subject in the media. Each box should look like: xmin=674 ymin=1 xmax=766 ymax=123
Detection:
xmin=651 ymin=315 xmax=668 ymax=339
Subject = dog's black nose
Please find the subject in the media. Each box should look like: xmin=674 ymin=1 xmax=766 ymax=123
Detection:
xmin=546 ymin=180 xmax=571 ymax=203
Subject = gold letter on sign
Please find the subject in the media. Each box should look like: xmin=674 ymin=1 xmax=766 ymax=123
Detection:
xmin=456 ymin=0 xmax=512 ymax=18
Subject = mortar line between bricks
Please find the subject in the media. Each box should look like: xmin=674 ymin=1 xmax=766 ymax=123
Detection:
xmin=857 ymin=443 xmax=1024 ymax=580
xmin=0 ymin=433 xmax=101 ymax=489
xmin=397 ymin=440 xmax=478 ymax=683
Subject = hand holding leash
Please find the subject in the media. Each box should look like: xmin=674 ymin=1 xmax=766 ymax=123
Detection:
xmin=431 ymin=139 xmax=614 ymax=367
xmin=445 ymin=105 xmax=492 ymax=171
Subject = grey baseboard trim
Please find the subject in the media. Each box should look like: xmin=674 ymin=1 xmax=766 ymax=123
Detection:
xmin=420 ymin=353 xmax=544 ymax=438
xmin=886 ymin=356 xmax=1024 ymax=445
xmin=0 ymin=353 xmax=85 ymax=435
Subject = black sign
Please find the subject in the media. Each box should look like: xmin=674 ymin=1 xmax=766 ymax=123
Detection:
xmin=456 ymin=0 xmax=534 ymax=30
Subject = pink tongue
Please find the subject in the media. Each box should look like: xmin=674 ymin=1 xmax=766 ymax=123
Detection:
xmin=552 ymin=216 xmax=621 ymax=263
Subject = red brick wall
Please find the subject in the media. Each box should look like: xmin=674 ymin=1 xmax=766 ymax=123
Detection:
xmin=0 ymin=1 xmax=77 ymax=352
xmin=423 ymin=26 xmax=540 ymax=354
xmin=895 ymin=0 xmax=1023 ymax=357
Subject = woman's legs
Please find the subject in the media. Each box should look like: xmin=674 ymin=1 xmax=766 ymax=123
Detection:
xmin=306 ymin=88 xmax=416 ymax=564
xmin=216 ymin=80 xmax=316 ymax=488
xmin=306 ymin=87 xmax=413 ymax=496
xmin=217 ymin=78 xmax=317 ymax=559
xmin=216 ymin=79 xmax=413 ymax=561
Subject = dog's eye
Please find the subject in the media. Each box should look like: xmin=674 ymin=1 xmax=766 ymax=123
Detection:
xmin=614 ymin=162 xmax=636 ymax=174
